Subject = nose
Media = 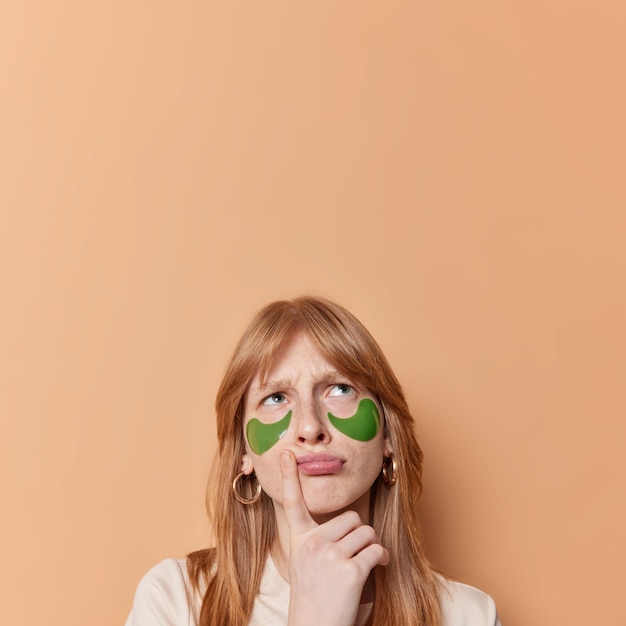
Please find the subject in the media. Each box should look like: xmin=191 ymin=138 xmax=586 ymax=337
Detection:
xmin=293 ymin=400 xmax=330 ymax=445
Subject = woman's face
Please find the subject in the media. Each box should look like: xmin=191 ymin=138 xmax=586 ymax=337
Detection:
xmin=241 ymin=331 xmax=392 ymax=521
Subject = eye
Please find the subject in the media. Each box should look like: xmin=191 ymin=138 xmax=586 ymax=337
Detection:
xmin=329 ymin=383 xmax=354 ymax=397
xmin=262 ymin=392 xmax=287 ymax=406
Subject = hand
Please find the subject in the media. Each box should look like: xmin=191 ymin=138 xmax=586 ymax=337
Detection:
xmin=280 ymin=450 xmax=389 ymax=626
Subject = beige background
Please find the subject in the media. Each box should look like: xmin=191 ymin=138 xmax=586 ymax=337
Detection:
xmin=1 ymin=2 xmax=625 ymax=625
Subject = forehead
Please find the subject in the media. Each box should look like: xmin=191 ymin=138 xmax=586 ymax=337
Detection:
xmin=250 ymin=331 xmax=340 ymax=387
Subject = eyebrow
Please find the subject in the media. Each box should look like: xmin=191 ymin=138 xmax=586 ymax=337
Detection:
xmin=252 ymin=369 xmax=350 ymax=394
xmin=251 ymin=378 xmax=292 ymax=394
xmin=317 ymin=369 xmax=349 ymax=383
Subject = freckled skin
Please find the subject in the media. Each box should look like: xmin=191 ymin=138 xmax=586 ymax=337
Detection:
xmin=241 ymin=332 xmax=391 ymax=519
xmin=327 ymin=398 xmax=379 ymax=441
xmin=246 ymin=410 xmax=293 ymax=455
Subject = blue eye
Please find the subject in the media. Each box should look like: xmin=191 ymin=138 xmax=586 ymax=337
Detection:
xmin=262 ymin=392 xmax=286 ymax=406
xmin=329 ymin=384 xmax=354 ymax=397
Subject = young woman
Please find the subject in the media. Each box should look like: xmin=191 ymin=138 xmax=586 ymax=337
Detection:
xmin=126 ymin=296 xmax=501 ymax=626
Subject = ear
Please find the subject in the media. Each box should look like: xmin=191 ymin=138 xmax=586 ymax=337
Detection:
xmin=380 ymin=401 xmax=393 ymax=457
xmin=383 ymin=436 xmax=393 ymax=458
xmin=240 ymin=453 xmax=254 ymax=475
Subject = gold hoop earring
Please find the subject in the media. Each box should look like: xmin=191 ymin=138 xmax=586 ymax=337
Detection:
xmin=232 ymin=471 xmax=262 ymax=504
xmin=382 ymin=454 xmax=397 ymax=486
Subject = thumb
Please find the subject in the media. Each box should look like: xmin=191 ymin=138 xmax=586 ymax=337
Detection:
xmin=280 ymin=450 xmax=316 ymax=535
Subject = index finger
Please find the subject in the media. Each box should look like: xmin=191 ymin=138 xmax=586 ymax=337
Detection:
xmin=280 ymin=450 xmax=316 ymax=535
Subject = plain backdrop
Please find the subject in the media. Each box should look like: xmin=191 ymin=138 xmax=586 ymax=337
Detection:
xmin=1 ymin=2 xmax=625 ymax=625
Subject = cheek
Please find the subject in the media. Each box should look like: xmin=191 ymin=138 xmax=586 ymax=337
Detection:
xmin=249 ymin=454 xmax=284 ymax=502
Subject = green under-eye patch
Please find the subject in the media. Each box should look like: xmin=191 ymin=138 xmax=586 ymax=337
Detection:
xmin=328 ymin=398 xmax=380 ymax=441
xmin=246 ymin=410 xmax=292 ymax=455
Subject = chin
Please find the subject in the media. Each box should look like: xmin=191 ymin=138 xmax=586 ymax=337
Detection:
xmin=302 ymin=488 xmax=371 ymax=522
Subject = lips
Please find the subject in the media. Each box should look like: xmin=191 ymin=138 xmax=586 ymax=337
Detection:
xmin=296 ymin=453 xmax=345 ymax=476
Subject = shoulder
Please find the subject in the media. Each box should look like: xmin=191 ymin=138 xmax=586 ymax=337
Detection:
xmin=125 ymin=558 xmax=200 ymax=626
xmin=438 ymin=576 xmax=502 ymax=626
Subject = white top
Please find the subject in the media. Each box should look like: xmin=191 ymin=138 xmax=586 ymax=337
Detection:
xmin=126 ymin=557 xmax=501 ymax=626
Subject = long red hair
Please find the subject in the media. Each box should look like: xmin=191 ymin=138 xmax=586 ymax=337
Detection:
xmin=187 ymin=296 xmax=441 ymax=625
